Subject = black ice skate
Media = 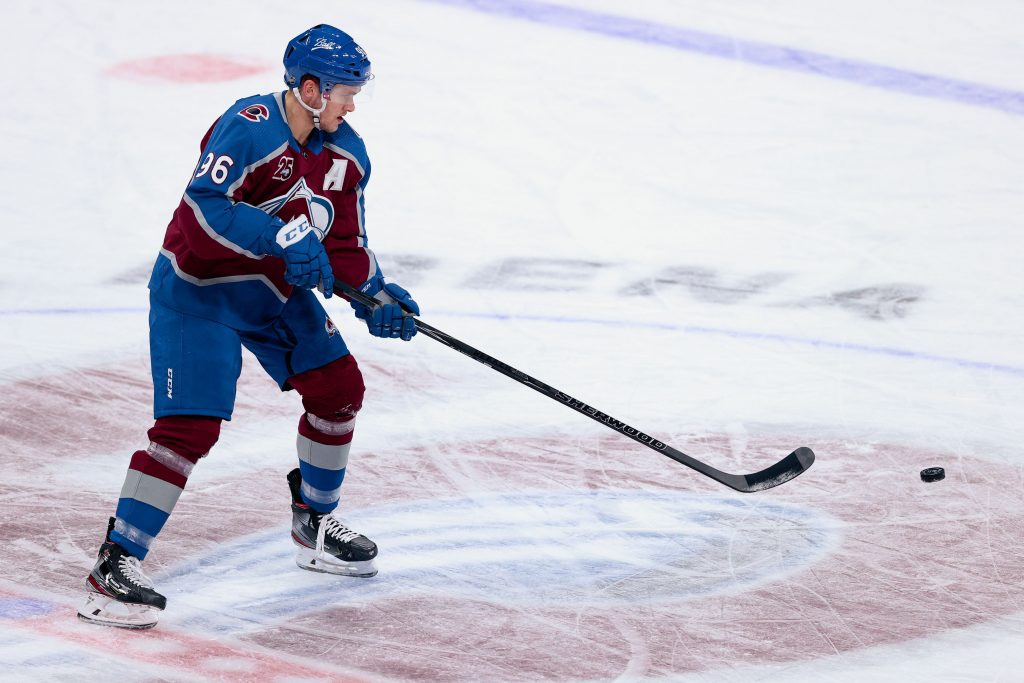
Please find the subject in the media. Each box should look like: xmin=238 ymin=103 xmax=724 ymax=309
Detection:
xmin=288 ymin=468 xmax=378 ymax=577
xmin=77 ymin=517 xmax=166 ymax=630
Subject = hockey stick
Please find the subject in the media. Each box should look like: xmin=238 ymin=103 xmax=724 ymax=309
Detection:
xmin=337 ymin=282 xmax=814 ymax=492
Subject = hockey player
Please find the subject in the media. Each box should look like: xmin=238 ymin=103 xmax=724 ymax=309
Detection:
xmin=78 ymin=25 xmax=418 ymax=629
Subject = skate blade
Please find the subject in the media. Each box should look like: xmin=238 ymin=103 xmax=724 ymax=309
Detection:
xmin=77 ymin=592 xmax=160 ymax=629
xmin=295 ymin=548 xmax=378 ymax=577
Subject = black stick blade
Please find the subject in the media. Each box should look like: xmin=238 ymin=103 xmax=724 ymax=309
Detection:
xmin=739 ymin=447 xmax=815 ymax=492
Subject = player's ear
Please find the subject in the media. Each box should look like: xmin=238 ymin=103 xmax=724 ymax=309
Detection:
xmin=301 ymin=76 xmax=321 ymax=103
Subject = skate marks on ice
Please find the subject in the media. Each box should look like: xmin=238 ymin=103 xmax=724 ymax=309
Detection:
xmin=0 ymin=582 xmax=371 ymax=682
xmin=157 ymin=490 xmax=838 ymax=626
xmin=3 ymin=357 xmax=1024 ymax=679
xmin=111 ymin=437 xmax=1024 ymax=680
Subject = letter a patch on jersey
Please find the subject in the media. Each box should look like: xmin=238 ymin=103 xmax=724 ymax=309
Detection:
xmin=324 ymin=159 xmax=349 ymax=191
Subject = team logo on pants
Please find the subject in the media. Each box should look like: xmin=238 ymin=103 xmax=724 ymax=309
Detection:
xmin=325 ymin=316 xmax=338 ymax=337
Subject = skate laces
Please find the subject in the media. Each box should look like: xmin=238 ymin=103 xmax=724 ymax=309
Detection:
xmin=315 ymin=513 xmax=361 ymax=555
xmin=117 ymin=555 xmax=155 ymax=589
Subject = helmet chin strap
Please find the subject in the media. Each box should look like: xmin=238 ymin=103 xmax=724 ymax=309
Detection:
xmin=292 ymin=86 xmax=327 ymax=130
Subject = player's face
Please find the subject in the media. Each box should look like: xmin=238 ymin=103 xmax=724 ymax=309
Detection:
xmin=319 ymin=84 xmax=361 ymax=132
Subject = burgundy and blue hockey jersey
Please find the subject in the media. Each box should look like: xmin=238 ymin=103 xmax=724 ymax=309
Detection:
xmin=149 ymin=92 xmax=379 ymax=331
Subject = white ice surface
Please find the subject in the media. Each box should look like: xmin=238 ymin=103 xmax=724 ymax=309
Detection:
xmin=1 ymin=1 xmax=1022 ymax=681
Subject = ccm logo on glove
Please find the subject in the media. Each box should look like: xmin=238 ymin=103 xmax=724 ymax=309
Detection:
xmin=275 ymin=216 xmax=323 ymax=249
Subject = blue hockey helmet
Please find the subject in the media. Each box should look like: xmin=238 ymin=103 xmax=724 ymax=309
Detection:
xmin=283 ymin=24 xmax=373 ymax=92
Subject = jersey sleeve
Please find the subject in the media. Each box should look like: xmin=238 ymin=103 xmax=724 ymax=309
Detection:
xmin=330 ymin=246 xmax=381 ymax=293
xmin=180 ymin=115 xmax=282 ymax=259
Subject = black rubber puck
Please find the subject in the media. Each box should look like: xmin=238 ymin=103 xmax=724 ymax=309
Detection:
xmin=920 ymin=467 xmax=945 ymax=482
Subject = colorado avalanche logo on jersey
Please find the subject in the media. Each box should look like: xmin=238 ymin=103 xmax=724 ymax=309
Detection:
xmin=238 ymin=104 xmax=270 ymax=122
xmin=257 ymin=178 xmax=335 ymax=238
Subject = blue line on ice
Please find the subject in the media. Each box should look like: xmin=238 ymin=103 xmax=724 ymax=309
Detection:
xmin=420 ymin=0 xmax=1024 ymax=116
xmin=458 ymin=310 xmax=1024 ymax=377
xmin=5 ymin=304 xmax=1020 ymax=378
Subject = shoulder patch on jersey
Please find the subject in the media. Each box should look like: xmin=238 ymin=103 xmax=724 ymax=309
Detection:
xmin=238 ymin=103 xmax=270 ymax=123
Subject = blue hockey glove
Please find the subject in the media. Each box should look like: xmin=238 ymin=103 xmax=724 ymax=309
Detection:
xmin=351 ymin=276 xmax=419 ymax=340
xmin=258 ymin=216 xmax=334 ymax=297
